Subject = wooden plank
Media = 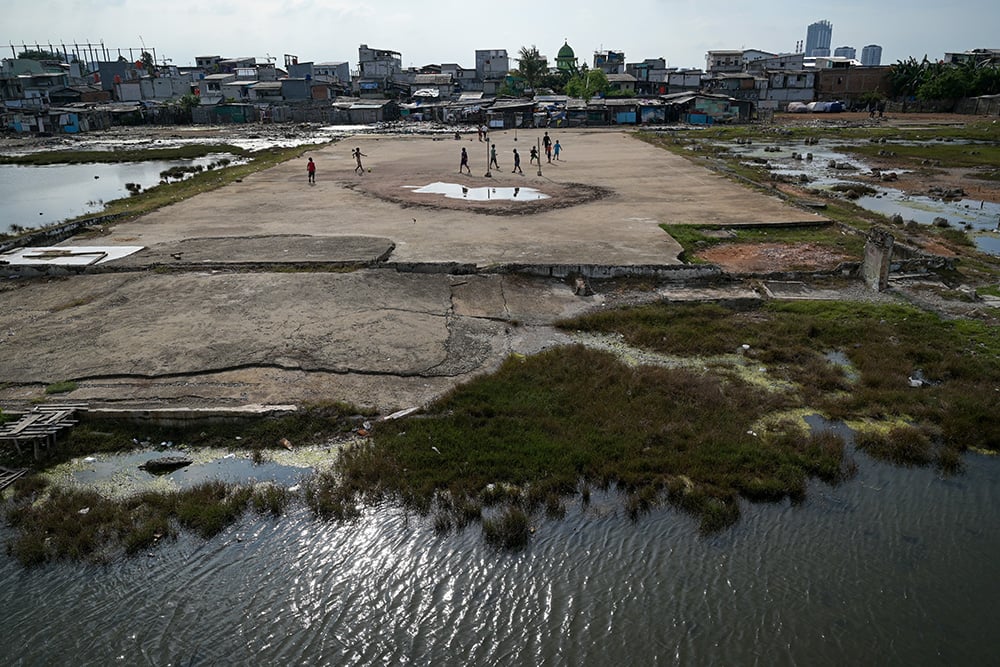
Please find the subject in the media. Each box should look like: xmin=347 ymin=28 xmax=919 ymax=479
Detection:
xmin=4 ymin=413 xmax=45 ymax=435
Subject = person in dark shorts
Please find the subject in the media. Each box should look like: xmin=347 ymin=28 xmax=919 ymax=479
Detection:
xmin=512 ymin=148 xmax=523 ymax=174
xmin=460 ymin=147 xmax=471 ymax=174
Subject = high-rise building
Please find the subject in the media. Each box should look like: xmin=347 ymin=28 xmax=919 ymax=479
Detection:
xmin=805 ymin=20 xmax=833 ymax=57
xmin=834 ymin=46 xmax=856 ymax=59
xmin=861 ymin=44 xmax=883 ymax=66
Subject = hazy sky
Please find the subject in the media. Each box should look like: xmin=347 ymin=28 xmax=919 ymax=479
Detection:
xmin=4 ymin=0 xmax=997 ymax=71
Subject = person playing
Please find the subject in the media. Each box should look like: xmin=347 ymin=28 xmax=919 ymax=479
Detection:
xmin=490 ymin=144 xmax=500 ymax=170
xmin=529 ymin=146 xmax=539 ymax=164
xmin=460 ymin=147 xmax=471 ymax=174
xmin=553 ymin=140 xmax=561 ymax=161
xmin=542 ymin=131 xmax=552 ymax=163
xmin=511 ymin=148 xmax=523 ymax=174
xmin=307 ymin=157 xmax=316 ymax=183
xmin=352 ymin=147 xmax=367 ymax=175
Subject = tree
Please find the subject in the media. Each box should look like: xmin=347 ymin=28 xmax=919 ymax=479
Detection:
xmin=888 ymin=57 xmax=929 ymax=98
xmin=516 ymin=45 xmax=548 ymax=94
xmin=140 ymin=51 xmax=157 ymax=78
xmin=565 ymin=69 xmax=610 ymax=100
xmin=917 ymin=66 xmax=970 ymax=101
xmin=17 ymin=49 xmax=60 ymax=61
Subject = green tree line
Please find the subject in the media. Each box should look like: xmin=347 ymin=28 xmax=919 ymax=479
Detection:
xmin=889 ymin=57 xmax=1000 ymax=100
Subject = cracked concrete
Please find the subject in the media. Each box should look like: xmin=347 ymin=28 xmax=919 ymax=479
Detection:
xmin=0 ymin=129 xmax=829 ymax=414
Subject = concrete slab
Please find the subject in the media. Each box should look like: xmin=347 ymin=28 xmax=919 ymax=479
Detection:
xmin=111 ymin=235 xmax=394 ymax=268
xmin=0 ymin=129 xmax=834 ymax=413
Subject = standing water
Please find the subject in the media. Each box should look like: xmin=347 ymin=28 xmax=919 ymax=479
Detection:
xmin=0 ymin=156 xmax=236 ymax=232
xmin=1 ymin=443 xmax=998 ymax=665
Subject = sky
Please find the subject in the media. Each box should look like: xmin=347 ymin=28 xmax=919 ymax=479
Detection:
xmin=4 ymin=0 xmax=997 ymax=71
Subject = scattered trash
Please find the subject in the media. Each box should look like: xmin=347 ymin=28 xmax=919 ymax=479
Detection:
xmin=223 ymin=453 xmax=236 ymax=459
xmin=431 ymin=446 xmax=442 ymax=455
xmin=288 ymin=485 xmax=301 ymax=493
xmin=280 ymin=438 xmax=293 ymax=451
xmin=78 ymin=507 xmax=90 ymax=514
xmin=83 ymin=456 xmax=96 ymax=463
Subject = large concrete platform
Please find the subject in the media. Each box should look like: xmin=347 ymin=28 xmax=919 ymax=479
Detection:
xmin=0 ymin=129 xmax=829 ymax=413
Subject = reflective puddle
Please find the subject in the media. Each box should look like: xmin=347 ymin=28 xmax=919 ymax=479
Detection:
xmin=721 ymin=140 xmax=1000 ymax=255
xmin=407 ymin=181 xmax=549 ymax=201
xmin=60 ymin=448 xmax=313 ymax=497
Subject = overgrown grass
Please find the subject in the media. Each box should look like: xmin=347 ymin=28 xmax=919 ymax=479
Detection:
xmin=300 ymin=299 xmax=1000 ymax=544
xmin=562 ymin=300 xmax=1000 ymax=453
xmin=0 ymin=402 xmax=372 ymax=469
xmin=310 ymin=340 xmax=855 ymax=537
xmin=3 ymin=476 xmax=292 ymax=566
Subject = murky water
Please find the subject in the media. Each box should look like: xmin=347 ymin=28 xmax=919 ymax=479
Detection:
xmin=2 ymin=437 xmax=998 ymax=666
xmin=0 ymin=157 xmax=238 ymax=231
xmin=726 ymin=140 xmax=1000 ymax=255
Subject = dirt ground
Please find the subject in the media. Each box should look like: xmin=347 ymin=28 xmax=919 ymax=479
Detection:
xmin=697 ymin=242 xmax=854 ymax=274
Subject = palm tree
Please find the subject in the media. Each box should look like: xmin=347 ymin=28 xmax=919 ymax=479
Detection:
xmin=516 ymin=45 xmax=548 ymax=94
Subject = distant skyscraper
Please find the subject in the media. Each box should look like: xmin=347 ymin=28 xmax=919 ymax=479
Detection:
xmin=861 ymin=44 xmax=883 ymax=66
xmin=834 ymin=46 xmax=856 ymax=59
xmin=805 ymin=20 xmax=833 ymax=57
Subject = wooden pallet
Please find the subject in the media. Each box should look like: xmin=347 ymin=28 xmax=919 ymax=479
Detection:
xmin=0 ymin=466 xmax=29 ymax=491
xmin=0 ymin=404 xmax=86 ymax=460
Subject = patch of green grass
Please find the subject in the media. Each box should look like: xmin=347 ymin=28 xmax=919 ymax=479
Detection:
xmin=836 ymin=142 xmax=1000 ymax=169
xmin=44 ymin=381 xmax=78 ymax=395
xmin=968 ymin=169 xmax=1000 ymax=182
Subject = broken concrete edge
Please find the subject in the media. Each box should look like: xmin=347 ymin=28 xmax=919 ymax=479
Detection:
xmin=385 ymin=262 xmax=724 ymax=281
xmin=0 ymin=212 xmax=131 ymax=255
xmin=0 ymin=404 xmax=296 ymax=420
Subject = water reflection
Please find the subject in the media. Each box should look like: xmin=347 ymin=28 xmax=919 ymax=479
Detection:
xmin=0 ymin=156 xmax=236 ymax=231
xmin=410 ymin=182 xmax=549 ymax=201
xmin=2 ymin=445 xmax=998 ymax=665
xmin=725 ymin=140 xmax=1000 ymax=255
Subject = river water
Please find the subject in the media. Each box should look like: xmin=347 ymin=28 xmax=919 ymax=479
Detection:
xmin=2 ymin=442 xmax=998 ymax=666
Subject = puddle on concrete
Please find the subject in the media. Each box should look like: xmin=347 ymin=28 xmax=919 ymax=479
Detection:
xmin=407 ymin=182 xmax=549 ymax=201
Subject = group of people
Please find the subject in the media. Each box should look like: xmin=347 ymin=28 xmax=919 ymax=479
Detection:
xmin=461 ymin=131 xmax=563 ymax=175
xmin=305 ymin=132 xmax=564 ymax=183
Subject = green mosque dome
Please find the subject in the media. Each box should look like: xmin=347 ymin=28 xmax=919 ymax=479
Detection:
xmin=556 ymin=40 xmax=577 ymax=72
